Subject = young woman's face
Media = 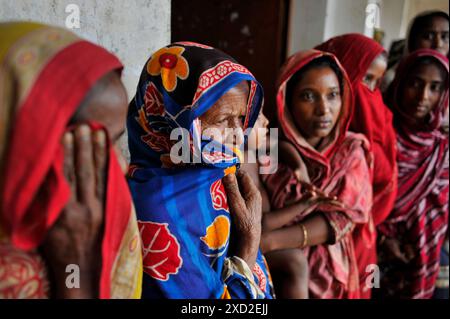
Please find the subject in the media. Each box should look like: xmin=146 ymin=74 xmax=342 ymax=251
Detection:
xmin=401 ymin=62 xmax=445 ymax=121
xmin=362 ymin=53 xmax=387 ymax=91
xmin=413 ymin=16 xmax=449 ymax=56
xmin=290 ymin=66 xmax=342 ymax=148
xmin=200 ymin=81 xmax=248 ymax=149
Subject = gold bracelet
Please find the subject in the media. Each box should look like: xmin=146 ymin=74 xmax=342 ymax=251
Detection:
xmin=299 ymin=223 xmax=308 ymax=249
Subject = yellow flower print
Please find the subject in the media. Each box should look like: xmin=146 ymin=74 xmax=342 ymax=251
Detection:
xmin=201 ymin=215 xmax=230 ymax=250
xmin=147 ymin=46 xmax=189 ymax=92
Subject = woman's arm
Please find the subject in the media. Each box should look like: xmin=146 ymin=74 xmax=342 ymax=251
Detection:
xmin=278 ymin=140 xmax=307 ymax=182
xmin=261 ymin=211 xmax=339 ymax=253
xmin=262 ymin=199 xmax=315 ymax=232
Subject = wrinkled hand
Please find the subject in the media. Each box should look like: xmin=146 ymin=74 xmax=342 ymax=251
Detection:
xmin=42 ymin=125 xmax=107 ymax=298
xmin=222 ymin=170 xmax=262 ymax=268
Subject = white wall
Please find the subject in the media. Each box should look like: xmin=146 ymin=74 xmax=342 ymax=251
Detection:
xmin=287 ymin=0 xmax=368 ymax=54
xmin=287 ymin=0 xmax=328 ymax=55
xmin=0 ymin=0 xmax=171 ymax=99
xmin=323 ymin=0 xmax=368 ymax=41
xmin=0 ymin=0 xmax=171 ymax=161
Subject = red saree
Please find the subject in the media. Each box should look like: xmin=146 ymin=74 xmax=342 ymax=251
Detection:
xmin=0 ymin=22 xmax=141 ymax=298
xmin=263 ymin=50 xmax=373 ymax=298
xmin=378 ymin=49 xmax=449 ymax=298
xmin=316 ymin=34 xmax=398 ymax=298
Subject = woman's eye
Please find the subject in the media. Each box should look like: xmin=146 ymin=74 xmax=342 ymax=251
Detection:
xmin=430 ymin=84 xmax=442 ymax=92
xmin=408 ymin=80 xmax=421 ymax=89
xmin=328 ymin=91 xmax=340 ymax=99
xmin=422 ymin=32 xmax=434 ymax=41
xmin=442 ymin=33 xmax=450 ymax=42
xmin=363 ymin=75 xmax=372 ymax=83
xmin=301 ymin=92 xmax=315 ymax=101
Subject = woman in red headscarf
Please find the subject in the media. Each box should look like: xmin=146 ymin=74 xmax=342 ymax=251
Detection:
xmin=316 ymin=34 xmax=398 ymax=298
xmin=378 ymin=49 xmax=449 ymax=299
xmin=262 ymin=50 xmax=373 ymax=299
xmin=0 ymin=22 xmax=142 ymax=299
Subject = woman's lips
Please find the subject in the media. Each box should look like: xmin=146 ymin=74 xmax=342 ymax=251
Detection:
xmin=415 ymin=104 xmax=428 ymax=113
xmin=314 ymin=119 xmax=332 ymax=129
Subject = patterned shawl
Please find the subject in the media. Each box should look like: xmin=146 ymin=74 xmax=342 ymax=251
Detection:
xmin=127 ymin=42 xmax=274 ymax=299
xmin=379 ymin=49 xmax=449 ymax=298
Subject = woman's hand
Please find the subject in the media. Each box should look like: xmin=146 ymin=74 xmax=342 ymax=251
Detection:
xmin=222 ymin=170 xmax=262 ymax=268
xmin=261 ymin=185 xmax=343 ymax=239
xmin=382 ymin=237 xmax=414 ymax=264
xmin=41 ymin=125 xmax=107 ymax=298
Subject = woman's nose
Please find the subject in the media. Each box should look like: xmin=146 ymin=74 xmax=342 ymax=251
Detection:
xmin=222 ymin=117 xmax=245 ymax=147
xmin=419 ymin=87 xmax=430 ymax=102
xmin=231 ymin=116 xmax=244 ymax=129
xmin=433 ymin=36 xmax=442 ymax=50
xmin=315 ymin=98 xmax=330 ymax=116
xmin=225 ymin=127 xmax=244 ymax=147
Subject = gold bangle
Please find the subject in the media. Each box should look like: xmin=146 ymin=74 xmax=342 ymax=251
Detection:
xmin=299 ymin=223 xmax=308 ymax=249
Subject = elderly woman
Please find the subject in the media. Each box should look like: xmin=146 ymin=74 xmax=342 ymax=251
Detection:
xmin=378 ymin=49 xmax=449 ymax=299
xmin=127 ymin=42 xmax=274 ymax=298
xmin=316 ymin=33 xmax=397 ymax=298
xmin=0 ymin=22 xmax=142 ymax=299
xmin=261 ymin=50 xmax=373 ymax=299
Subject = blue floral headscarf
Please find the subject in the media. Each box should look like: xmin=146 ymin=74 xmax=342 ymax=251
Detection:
xmin=127 ymin=42 xmax=274 ymax=299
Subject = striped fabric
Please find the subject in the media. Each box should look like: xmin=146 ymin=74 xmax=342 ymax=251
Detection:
xmin=379 ymin=49 xmax=449 ymax=299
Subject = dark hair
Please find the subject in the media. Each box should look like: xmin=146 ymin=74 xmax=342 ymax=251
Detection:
xmin=408 ymin=11 xmax=449 ymax=52
xmin=285 ymin=56 xmax=344 ymax=108
xmin=408 ymin=56 xmax=447 ymax=83
xmin=398 ymin=56 xmax=448 ymax=107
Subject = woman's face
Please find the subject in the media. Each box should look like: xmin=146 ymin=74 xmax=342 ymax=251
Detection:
xmin=200 ymin=81 xmax=248 ymax=149
xmin=290 ymin=66 xmax=342 ymax=148
xmin=413 ymin=16 xmax=449 ymax=56
xmin=362 ymin=54 xmax=387 ymax=91
xmin=401 ymin=62 xmax=445 ymax=121
xmin=73 ymin=72 xmax=129 ymax=172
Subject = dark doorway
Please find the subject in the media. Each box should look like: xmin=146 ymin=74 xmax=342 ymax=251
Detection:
xmin=171 ymin=0 xmax=290 ymax=123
